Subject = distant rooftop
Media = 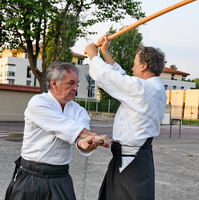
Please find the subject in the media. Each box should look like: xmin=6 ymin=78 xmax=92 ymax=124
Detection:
xmin=72 ymin=52 xmax=87 ymax=59
xmin=163 ymin=67 xmax=190 ymax=76
xmin=0 ymin=84 xmax=40 ymax=93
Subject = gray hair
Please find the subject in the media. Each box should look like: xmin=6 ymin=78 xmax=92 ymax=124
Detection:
xmin=136 ymin=46 xmax=166 ymax=76
xmin=46 ymin=61 xmax=79 ymax=89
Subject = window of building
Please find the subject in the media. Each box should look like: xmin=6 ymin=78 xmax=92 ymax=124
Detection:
xmin=87 ymin=86 xmax=95 ymax=98
xmin=171 ymin=74 xmax=175 ymax=80
xmin=8 ymin=71 xmax=15 ymax=77
xmin=181 ymin=86 xmax=184 ymax=90
xmin=173 ymin=86 xmax=176 ymax=90
xmin=86 ymin=74 xmax=95 ymax=98
xmin=164 ymin=85 xmax=168 ymax=90
xmin=27 ymin=66 xmax=31 ymax=78
xmin=7 ymin=63 xmax=16 ymax=66
xmin=26 ymin=80 xmax=32 ymax=86
xmin=78 ymin=59 xmax=83 ymax=65
xmin=7 ymin=79 xmax=15 ymax=84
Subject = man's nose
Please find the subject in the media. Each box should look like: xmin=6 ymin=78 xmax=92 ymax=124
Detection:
xmin=72 ymin=84 xmax=78 ymax=91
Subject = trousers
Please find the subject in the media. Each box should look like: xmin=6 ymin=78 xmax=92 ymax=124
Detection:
xmin=98 ymin=138 xmax=155 ymax=200
xmin=5 ymin=157 xmax=76 ymax=200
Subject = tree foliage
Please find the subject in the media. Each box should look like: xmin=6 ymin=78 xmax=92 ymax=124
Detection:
xmin=108 ymin=27 xmax=143 ymax=75
xmin=170 ymin=65 xmax=177 ymax=69
xmin=192 ymin=78 xmax=199 ymax=89
xmin=99 ymin=27 xmax=143 ymax=100
xmin=0 ymin=0 xmax=145 ymax=92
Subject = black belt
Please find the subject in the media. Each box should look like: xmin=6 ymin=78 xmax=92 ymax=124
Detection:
xmin=15 ymin=157 xmax=69 ymax=179
xmin=111 ymin=138 xmax=153 ymax=168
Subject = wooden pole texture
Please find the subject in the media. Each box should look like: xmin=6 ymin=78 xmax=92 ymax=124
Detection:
xmin=108 ymin=0 xmax=197 ymax=41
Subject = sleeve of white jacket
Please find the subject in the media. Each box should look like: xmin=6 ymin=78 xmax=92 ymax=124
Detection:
xmin=72 ymin=103 xmax=93 ymax=156
xmin=25 ymin=97 xmax=86 ymax=144
xmin=89 ymin=56 xmax=144 ymax=102
xmin=112 ymin=62 xmax=126 ymax=75
xmin=73 ymin=103 xmax=91 ymax=130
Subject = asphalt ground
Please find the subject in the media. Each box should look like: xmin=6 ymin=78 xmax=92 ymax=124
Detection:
xmin=0 ymin=120 xmax=199 ymax=200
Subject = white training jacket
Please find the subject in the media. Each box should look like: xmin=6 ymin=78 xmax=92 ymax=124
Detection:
xmin=21 ymin=91 xmax=90 ymax=165
xmin=89 ymin=56 xmax=167 ymax=171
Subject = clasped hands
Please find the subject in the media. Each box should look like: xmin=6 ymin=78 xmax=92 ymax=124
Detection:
xmin=76 ymin=128 xmax=111 ymax=152
xmin=84 ymin=35 xmax=110 ymax=60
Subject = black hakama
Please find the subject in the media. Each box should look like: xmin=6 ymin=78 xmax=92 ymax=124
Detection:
xmin=98 ymin=138 xmax=154 ymax=200
xmin=5 ymin=157 xmax=76 ymax=200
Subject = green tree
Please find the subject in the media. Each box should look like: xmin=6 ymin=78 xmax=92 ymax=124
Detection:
xmin=109 ymin=27 xmax=143 ymax=75
xmin=99 ymin=27 xmax=143 ymax=100
xmin=45 ymin=14 xmax=78 ymax=66
xmin=192 ymin=78 xmax=199 ymax=89
xmin=170 ymin=65 xmax=177 ymax=69
xmin=0 ymin=0 xmax=145 ymax=92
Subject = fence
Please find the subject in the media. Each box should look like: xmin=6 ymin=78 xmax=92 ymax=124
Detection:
xmin=76 ymin=99 xmax=199 ymax=123
xmin=75 ymin=99 xmax=120 ymax=114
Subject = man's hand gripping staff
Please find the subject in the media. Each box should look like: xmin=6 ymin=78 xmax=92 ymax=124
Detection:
xmin=76 ymin=128 xmax=111 ymax=152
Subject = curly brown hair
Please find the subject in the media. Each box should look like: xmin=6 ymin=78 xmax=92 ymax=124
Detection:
xmin=136 ymin=46 xmax=166 ymax=76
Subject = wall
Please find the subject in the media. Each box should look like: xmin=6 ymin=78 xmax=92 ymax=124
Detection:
xmin=167 ymin=89 xmax=199 ymax=120
xmin=162 ymin=79 xmax=196 ymax=90
xmin=174 ymin=74 xmax=183 ymax=81
xmin=170 ymin=90 xmax=185 ymax=119
xmin=0 ymin=85 xmax=40 ymax=121
xmin=160 ymin=73 xmax=183 ymax=81
xmin=76 ymin=64 xmax=97 ymax=100
xmin=0 ymin=57 xmax=8 ymax=83
xmin=7 ymin=57 xmax=41 ymax=86
xmin=160 ymin=73 xmax=171 ymax=79
xmin=184 ymin=90 xmax=199 ymax=120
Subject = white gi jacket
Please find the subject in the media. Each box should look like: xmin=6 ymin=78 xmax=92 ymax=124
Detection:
xmin=21 ymin=91 xmax=90 ymax=165
xmin=89 ymin=56 xmax=167 ymax=171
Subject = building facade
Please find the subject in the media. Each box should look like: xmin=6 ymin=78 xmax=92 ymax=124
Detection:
xmin=160 ymin=67 xmax=196 ymax=90
xmin=0 ymin=49 xmax=96 ymax=100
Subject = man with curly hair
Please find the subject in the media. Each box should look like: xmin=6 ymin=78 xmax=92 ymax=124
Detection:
xmin=85 ymin=36 xmax=167 ymax=200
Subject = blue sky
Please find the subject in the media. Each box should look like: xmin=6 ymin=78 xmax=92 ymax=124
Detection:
xmin=72 ymin=0 xmax=199 ymax=79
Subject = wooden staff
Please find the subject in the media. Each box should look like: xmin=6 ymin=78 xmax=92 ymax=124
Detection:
xmin=99 ymin=0 xmax=196 ymax=43
xmin=88 ymin=139 xmax=104 ymax=145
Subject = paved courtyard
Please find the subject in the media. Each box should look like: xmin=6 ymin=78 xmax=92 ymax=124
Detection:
xmin=0 ymin=120 xmax=199 ymax=200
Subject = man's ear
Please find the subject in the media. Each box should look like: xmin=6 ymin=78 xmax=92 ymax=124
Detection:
xmin=50 ymin=80 xmax=57 ymax=89
xmin=141 ymin=63 xmax=148 ymax=72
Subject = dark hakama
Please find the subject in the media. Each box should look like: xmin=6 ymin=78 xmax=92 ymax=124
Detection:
xmin=5 ymin=157 xmax=76 ymax=200
xmin=98 ymin=138 xmax=154 ymax=200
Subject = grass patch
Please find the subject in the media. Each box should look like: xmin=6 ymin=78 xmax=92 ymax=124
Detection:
xmin=8 ymin=132 xmax=23 ymax=139
xmin=182 ymin=119 xmax=199 ymax=125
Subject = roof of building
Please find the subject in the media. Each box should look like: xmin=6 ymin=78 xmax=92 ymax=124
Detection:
xmin=0 ymin=84 xmax=40 ymax=93
xmin=72 ymin=52 xmax=87 ymax=59
xmin=0 ymin=48 xmax=87 ymax=59
xmin=162 ymin=67 xmax=190 ymax=76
